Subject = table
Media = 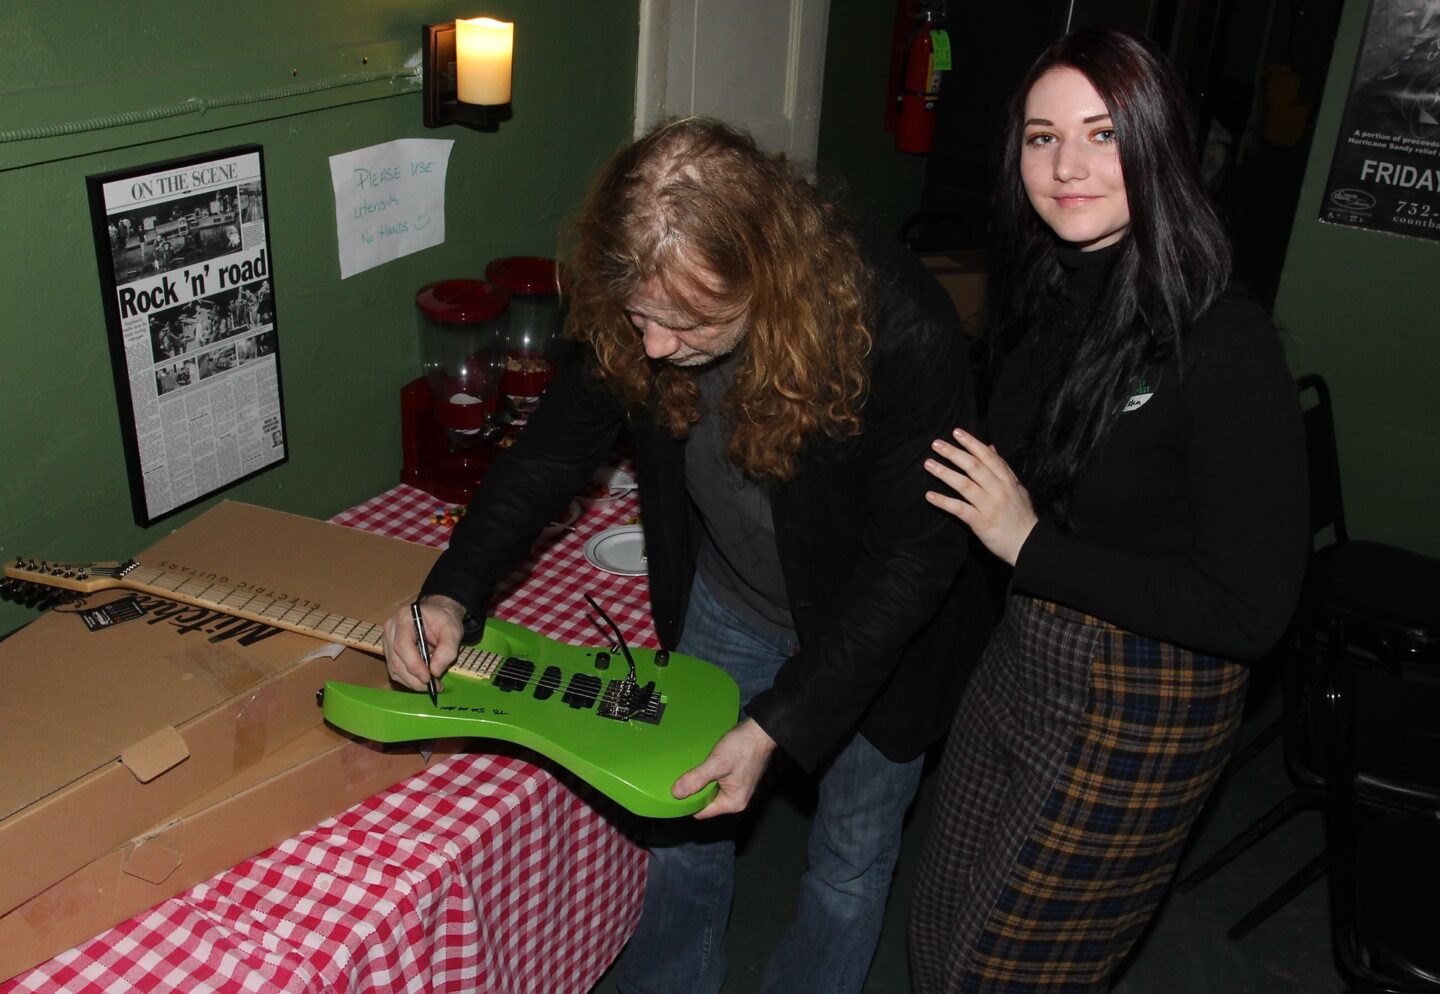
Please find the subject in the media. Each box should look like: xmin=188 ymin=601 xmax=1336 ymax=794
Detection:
xmin=3 ymin=483 xmax=653 ymax=994
xmin=333 ymin=482 xmax=660 ymax=652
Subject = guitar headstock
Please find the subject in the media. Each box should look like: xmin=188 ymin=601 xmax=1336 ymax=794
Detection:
xmin=2 ymin=558 xmax=137 ymax=596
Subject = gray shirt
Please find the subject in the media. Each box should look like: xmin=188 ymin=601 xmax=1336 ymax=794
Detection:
xmin=684 ymin=358 xmax=796 ymax=642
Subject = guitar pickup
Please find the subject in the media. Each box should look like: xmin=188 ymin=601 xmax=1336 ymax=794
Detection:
xmin=494 ymin=657 xmax=535 ymax=692
xmin=533 ymin=664 xmax=563 ymax=701
xmin=562 ymin=672 xmax=602 ymax=709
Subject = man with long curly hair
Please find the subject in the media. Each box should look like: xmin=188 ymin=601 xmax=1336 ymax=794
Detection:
xmin=382 ymin=117 xmax=989 ymax=994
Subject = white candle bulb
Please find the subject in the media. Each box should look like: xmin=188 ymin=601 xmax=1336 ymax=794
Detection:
xmin=455 ymin=17 xmax=513 ymax=106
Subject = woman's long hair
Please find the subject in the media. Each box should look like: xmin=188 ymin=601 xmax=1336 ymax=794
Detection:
xmin=562 ymin=117 xmax=872 ymax=482
xmin=988 ymin=26 xmax=1232 ymax=521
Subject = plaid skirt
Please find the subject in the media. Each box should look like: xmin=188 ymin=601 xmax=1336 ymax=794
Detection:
xmin=908 ymin=595 xmax=1248 ymax=993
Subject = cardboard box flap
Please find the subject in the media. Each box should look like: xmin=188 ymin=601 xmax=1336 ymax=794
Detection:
xmin=0 ymin=501 xmax=440 ymax=920
xmin=0 ymin=715 xmax=116 ymax=820
xmin=0 ymin=726 xmax=451 ymax=983
xmin=122 ymin=842 xmax=182 ymax=885
xmin=119 ymin=727 xmax=190 ymax=783
xmin=0 ymin=500 xmax=437 ymax=823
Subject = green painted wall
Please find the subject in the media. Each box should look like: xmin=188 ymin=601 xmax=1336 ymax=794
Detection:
xmin=1273 ymin=0 xmax=1440 ymax=556
xmin=0 ymin=2 xmax=638 ymax=635
xmin=816 ymin=0 xmax=927 ymax=237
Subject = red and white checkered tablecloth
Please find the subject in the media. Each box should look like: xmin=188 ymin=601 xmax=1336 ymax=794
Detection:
xmin=332 ymin=482 xmax=660 ymax=650
xmin=3 ymin=483 xmax=655 ymax=994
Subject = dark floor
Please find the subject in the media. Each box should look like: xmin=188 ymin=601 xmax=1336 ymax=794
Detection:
xmin=588 ymin=679 xmax=1342 ymax=994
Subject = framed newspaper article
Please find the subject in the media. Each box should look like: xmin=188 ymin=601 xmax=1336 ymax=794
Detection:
xmin=88 ymin=146 xmax=288 ymax=525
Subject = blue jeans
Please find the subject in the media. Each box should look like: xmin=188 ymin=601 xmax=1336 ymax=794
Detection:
xmin=614 ymin=576 xmax=924 ymax=994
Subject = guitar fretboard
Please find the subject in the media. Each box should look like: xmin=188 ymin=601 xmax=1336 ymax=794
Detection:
xmin=103 ymin=563 xmax=503 ymax=679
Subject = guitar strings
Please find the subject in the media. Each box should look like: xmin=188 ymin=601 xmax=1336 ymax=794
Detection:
xmin=33 ymin=561 xmax=641 ymax=687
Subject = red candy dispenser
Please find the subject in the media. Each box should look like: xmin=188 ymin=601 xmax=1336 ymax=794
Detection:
xmin=484 ymin=256 xmax=564 ymax=424
xmin=400 ymin=278 xmax=511 ymax=502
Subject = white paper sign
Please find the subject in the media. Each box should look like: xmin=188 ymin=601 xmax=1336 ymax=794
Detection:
xmin=328 ymin=138 xmax=454 ymax=279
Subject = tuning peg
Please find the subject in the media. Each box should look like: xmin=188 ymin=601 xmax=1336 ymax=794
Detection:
xmin=39 ymin=591 xmax=65 ymax=609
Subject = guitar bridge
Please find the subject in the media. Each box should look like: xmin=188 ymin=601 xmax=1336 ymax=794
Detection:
xmin=599 ymin=678 xmax=663 ymax=725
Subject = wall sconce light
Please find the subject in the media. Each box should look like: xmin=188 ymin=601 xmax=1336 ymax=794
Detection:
xmin=423 ymin=16 xmax=514 ymax=131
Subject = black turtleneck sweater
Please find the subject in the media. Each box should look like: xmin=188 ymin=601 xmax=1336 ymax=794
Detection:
xmin=987 ymin=245 xmax=1309 ymax=659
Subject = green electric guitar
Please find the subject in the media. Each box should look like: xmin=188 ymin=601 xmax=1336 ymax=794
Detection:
xmin=3 ymin=557 xmax=740 ymax=819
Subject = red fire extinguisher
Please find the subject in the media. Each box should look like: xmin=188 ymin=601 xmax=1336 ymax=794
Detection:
xmin=895 ymin=9 xmax=951 ymax=155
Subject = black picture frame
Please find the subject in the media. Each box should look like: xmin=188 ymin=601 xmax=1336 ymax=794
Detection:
xmin=1318 ymin=0 xmax=1440 ymax=241
xmin=87 ymin=145 xmax=288 ymax=526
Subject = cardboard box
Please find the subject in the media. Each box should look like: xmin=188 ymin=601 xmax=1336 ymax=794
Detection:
xmin=0 ymin=724 xmax=452 ymax=981
xmin=0 ymin=501 xmax=440 ymax=921
xmin=918 ymin=249 xmax=988 ymax=336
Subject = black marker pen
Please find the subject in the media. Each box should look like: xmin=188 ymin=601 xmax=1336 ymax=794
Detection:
xmin=411 ymin=602 xmax=439 ymax=707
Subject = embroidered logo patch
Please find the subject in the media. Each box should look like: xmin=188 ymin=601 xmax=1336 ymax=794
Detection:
xmin=1122 ymin=379 xmax=1153 ymax=413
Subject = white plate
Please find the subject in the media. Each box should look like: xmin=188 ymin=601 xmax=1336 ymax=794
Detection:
xmin=584 ymin=525 xmax=647 ymax=576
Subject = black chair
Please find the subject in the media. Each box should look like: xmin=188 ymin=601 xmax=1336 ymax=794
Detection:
xmin=1321 ymin=609 xmax=1440 ymax=993
xmin=1176 ymin=373 xmax=1440 ymax=939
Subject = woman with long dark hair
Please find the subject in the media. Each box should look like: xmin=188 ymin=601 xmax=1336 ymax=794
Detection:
xmin=908 ymin=26 xmax=1309 ymax=992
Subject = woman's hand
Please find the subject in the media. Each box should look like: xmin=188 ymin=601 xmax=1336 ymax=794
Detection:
xmin=924 ymin=428 xmax=1038 ymax=566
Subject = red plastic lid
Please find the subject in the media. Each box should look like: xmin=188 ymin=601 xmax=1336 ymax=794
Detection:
xmin=484 ymin=256 xmax=560 ymax=296
xmin=415 ymin=279 xmax=510 ymax=324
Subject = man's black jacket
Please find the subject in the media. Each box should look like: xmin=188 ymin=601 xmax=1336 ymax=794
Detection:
xmin=421 ymin=246 xmax=991 ymax=772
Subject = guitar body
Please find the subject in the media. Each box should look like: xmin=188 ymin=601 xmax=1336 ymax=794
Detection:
xmin=2 ymin=557 xmax=741 ymax=820
xmin=321 ymin=618 xmax=740 ymax=818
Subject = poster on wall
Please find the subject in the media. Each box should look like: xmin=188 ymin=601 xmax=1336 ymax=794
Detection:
xmin=1318 ymin=0 xmax=1440 ymax=241
xmin=88 ymin=145 xmax=288 ymax=526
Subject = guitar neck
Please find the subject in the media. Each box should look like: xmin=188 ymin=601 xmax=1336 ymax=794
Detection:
xmin=112 ymin=563 xmax=390 ymax=655
xmin=8 ymin=557 xmax=504 ymax=678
